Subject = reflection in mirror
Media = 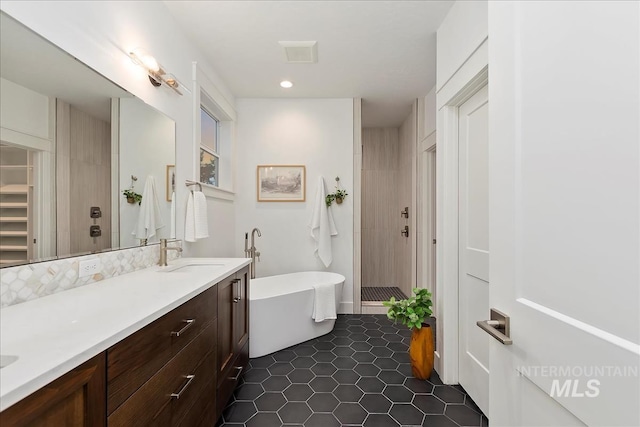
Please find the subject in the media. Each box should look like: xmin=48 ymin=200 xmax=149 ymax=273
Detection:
xmin=0 ymin=12 xmax=176 ymax=267
xmin=118 ymin=100 xmax=176 ymax=249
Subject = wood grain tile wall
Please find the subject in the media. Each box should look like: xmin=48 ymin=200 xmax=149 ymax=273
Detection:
xmin=362 ymin=128 xmax=399 ymax=288
xmin=362 ymin=114 xmax=415 ymax=299
xmin=56 ymin=100 xmax=111 ymax=257
xmin=397 ymin=112 xmax=415 ymax=298
xmin=56 ymin=100 xmax=71 ymax=256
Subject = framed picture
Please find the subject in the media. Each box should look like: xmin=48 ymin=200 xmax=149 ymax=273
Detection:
xmin=166 ymin=165 xmax=176 ymax=201
xmin=257 ymin=165 xmax=306 ymax=202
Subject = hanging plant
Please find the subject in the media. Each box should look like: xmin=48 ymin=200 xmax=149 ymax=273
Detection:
xmin=123 ymin=189 xmax=142 ymax=205
xmin=325 ymin=176 xmax=349 ymax=207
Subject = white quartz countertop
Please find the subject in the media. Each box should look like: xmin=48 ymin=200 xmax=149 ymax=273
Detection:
xmin=0 ymin=257 xmax=251 ymax=412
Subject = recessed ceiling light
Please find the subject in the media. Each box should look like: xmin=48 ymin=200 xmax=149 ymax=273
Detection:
xmin=280 ymin=80 xmax=293 ymax=89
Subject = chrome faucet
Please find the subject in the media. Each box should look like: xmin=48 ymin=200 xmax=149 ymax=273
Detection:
xmin=245 ymin=228 xmax=261 ymax=279
xmin=159 ymin=239 xmax=183 ymax=266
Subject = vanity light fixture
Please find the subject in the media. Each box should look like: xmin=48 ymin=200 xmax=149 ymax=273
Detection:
xmin=129 ymin=48 xmax=182 ymax=95
xmin=280 ymin=80 xmax=294 ymax=89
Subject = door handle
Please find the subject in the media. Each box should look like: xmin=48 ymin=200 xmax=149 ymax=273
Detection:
xmin=477 ymin=308 xmax=512 ymax=345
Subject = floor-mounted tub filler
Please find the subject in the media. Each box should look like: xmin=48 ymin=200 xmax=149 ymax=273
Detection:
xmin=249 ymin=271 xmax=345 ymax=358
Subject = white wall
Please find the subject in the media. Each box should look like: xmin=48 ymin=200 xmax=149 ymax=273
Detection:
xmin=235 ymin=99 xmax=354 ymax=312
xmin=434 ymin=0 xmax=488 ymax=383
xmin=0 ymin=77 xmax=52 ymax=151
xmin=0 ymin=1 xmax=236 ymax=256
xmin=423 ymin=87 xmax=437 ymax=137
xmin=436 ymin=0 xmax=488 ymax=91
xmin=119 ymin=98 xmax=175 ymax=247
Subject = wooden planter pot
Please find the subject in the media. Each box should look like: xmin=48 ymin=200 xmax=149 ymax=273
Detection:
xmin=409 ymin=323 xmax=434 ymax=380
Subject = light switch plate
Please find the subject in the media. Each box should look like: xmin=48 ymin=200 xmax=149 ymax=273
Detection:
xmin=79 ymin=258 xmax=101 ymax=278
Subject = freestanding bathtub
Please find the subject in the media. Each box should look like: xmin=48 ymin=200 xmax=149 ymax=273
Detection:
xmin=249 ymin=271 xmax=345 ymax=358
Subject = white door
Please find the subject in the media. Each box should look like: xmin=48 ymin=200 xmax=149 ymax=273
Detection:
xmin=458 ymin=85 xmax=490 ymax=415
xmin=488 ymin=2 xmax=640 ymax=426
xmin=419 ymin=144 xmax=437 ymax=296
xmin=426 ymin=147 xmax=436 ymax=296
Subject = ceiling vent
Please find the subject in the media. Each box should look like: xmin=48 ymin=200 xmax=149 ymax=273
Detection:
xmin=279 ymin=41 xmax=318 ymax=63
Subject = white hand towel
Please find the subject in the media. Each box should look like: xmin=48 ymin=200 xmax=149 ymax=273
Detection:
xmin=185 ymin=192 xmax=195 ymax=242
xmin=312 ymin=282 xmax=337 ymax=322
xmin=132 ymin=175 xmax=164 ymax=240
xmin=170 ymin=192 xmax=176 ymax=239
xmin=193 ymin=191 xmax=209 ymax=239
xmin=185 ymin=190 xmax=209 ymax=242
xmin=309 ymin=177 xmax=338 ymax=267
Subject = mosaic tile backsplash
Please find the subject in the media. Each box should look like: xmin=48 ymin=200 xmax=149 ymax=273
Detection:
xmin=0 ymin=241 xmax=182 ymax=308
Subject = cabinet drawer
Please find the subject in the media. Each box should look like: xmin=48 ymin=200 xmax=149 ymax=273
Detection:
xmin=216 ymin=341 xmax=249 ymax=417
xmin=176 ymin=351 xmax=217 ymax=427
xmin=107 ymin=285 xmax=217 ymax=414
xmin=0 ymin=354 xmax=105 ymax=427
xmin=108 ymin=322 xmax=216 ymax=427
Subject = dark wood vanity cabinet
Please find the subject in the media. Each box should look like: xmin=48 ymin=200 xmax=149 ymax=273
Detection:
xmin=0 ymin=266 xmax=249 ymax=427
xmin=107 ymin=285 xmax=218 ymax=427
xmin=0 ymin=353 xmax=106 ymax=427
xmin=216 ymin=266 xmax=250 ymax=415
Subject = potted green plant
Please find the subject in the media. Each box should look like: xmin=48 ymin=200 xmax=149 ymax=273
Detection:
xmin=122 ymin=189 xmax=142 ymax=205
xmin=333 ymin=188 xmax=348 ymax=204
xmin=325 ymin=177 xmax=349 ymax=206
xmin=383 ymin=288 xmax=434 ymax=380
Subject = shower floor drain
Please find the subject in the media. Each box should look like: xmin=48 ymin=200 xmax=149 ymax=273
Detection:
xmin=361 ymin=286 xmax=407 ymax=302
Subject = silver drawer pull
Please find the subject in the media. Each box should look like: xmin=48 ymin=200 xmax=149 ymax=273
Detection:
xmin=171 ymin=319 xmax=195 ymax=337
xmin=229 ymin=366 xmax=243 ymax=381
xmin=170 ymin=374 xmax=195 ymax=399
xmin=232 ymin=279 xmax=241 ymax=303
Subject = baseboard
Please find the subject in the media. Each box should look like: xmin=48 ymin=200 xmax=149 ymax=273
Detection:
xmin=338 ymin=302 xmax=353 ymax=314
xmin=361 ymin=305 xmax=389 ymax=314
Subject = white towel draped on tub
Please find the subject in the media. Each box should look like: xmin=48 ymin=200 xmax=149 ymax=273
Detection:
xmin=312 ymin=282 xmax=337 ymax=322
xmin=185 ymin=190 xmax=209 ymax=242
xmin=132 ymin=175 xmax=164 ymax=240
xmin=309 ymin=177 xmax=338 ymax=267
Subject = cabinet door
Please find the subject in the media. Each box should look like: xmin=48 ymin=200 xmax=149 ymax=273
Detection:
xmin=217 ymin=274 xmax=236 ymax=385
xmin=233 ymin=267 xmax=249 ymax=356
xmin=0 ymin=353 xmax=106 ymax=427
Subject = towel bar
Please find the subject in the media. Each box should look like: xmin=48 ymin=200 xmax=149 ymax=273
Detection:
xmin=185 ymin=180 xmax=202 ymax=191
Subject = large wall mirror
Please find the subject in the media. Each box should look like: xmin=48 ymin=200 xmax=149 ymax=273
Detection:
xmin=0 ymin=12 xmax=176 ymax=267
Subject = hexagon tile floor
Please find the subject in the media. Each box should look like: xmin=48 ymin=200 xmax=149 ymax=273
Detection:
xmin=217 ymin=314 xmax=489 ymax=427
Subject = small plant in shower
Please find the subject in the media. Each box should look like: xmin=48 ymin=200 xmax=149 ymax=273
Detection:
xmin=325 ymin=176 xmax=349 ymax=207
xmin=383 ymin=288 xmax=434 ymax=380
xmin=122 ymin=188 xmax=142 ymax=205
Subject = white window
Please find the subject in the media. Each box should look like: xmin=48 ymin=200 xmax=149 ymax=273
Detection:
xmin=200 ymin=107 xmax=219 ymax=186
xmin=194 ymin=63 xmax=236 ymax=200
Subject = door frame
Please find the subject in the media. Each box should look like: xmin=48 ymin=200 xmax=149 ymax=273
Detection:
xmin=435 ymin=39 xmax=488 ymax=382
xmin=353 ymin=98 xmax=362 ymax=314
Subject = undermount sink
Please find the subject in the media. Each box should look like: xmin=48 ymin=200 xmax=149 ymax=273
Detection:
xmin=0 ymin=355 xmax=18 ymax=369
xmin=160 ymin=261 xmax=226 ymax=273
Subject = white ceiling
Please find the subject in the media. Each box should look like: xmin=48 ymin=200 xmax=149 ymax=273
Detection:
xmin=164 ymin=1 xmax=453 ymax=127
xmin=0 ymin=12 xmax=130 ymax=122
